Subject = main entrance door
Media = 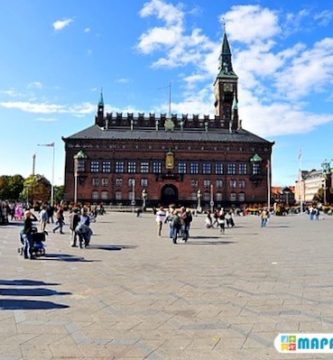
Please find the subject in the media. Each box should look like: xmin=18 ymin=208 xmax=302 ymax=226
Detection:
xmin=160 ymin=184 xmax=178 ymax=206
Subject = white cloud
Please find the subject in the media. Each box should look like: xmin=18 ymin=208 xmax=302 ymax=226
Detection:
xmin=52 ymin=18 xmax=73 ymax=31
xmin=222 ymin=5 xmax=280 ymax=44
xmin=314 ymin=10 xmax=333 ymax=27
xmin=84 ymin=27 xmax=91 ymax=33
xmin=136 ymin=2 xmax=333 ymax=137
xmin=27 ymin=81 xmax=43 ymax=89
xmin=274 ymin=38 xmax=333 ymax=99
xmin=0 ymin=101 xmax=95 ymax=117
xmin=115 ymin=78 xmax=130 ymax=84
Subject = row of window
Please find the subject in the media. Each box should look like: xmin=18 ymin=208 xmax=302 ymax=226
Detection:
xmin=87 ymin=160 xmax=261 ymax=175
xmin=92 ymin=178 xmax=247 ymax=189
xmin=91 ymin=191 xmax=247 ymax=202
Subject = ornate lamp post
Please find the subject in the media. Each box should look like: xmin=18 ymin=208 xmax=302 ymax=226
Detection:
xmin=210 ymin=184 xmax=214 ymax=213
xmin=321 ymin=159 xmax=332 ymax=205
xmin=197 ymin=189 xmax=202 ymax=213
xmin=74 ymin=150 xmax=87 ymax=205
xmin=142 ymin=189 xmax=147 ymax=210
xmin=131 ymin=179 xmax=136 ymax=211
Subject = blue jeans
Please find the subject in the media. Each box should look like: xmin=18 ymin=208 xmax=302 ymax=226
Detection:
xmin=21 ymin=232 xmax=33 ymax=258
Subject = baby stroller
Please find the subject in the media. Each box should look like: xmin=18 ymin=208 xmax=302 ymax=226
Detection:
xmin=19 ymin=227 xmax=47 ymax=257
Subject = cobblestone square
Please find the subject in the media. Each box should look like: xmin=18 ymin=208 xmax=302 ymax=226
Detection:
xmin=1 ymin=211 xmax=333 ymax=359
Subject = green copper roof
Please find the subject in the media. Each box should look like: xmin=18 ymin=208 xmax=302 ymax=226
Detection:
xmin=250 ymin=153 xmax=263 ymax=162
xmin=98 ymin=90 xmax=104 ymax=107
xmin=222 ymin=33 xmax=231 ymax=55
xmin=216 ymin=32 xmax=238 ymax=79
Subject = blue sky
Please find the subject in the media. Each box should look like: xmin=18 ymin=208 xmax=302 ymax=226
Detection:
xmin=1 ymin=0 xmax=332 ymax=186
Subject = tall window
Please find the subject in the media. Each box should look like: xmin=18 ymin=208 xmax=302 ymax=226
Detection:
xmin=252 ymin=163 xmax=260 ymax=175
xmin=239 ymin=180 xmax=246 ymax=189
xmin=115 ymin=178 xmax=123 ymax=187
xmin=101 ymin=178 xmax=109 ymax=187
xmin=203 ymin=179 xmax=211 ymax=188
xmin=190 ymin=162 xmax=199 ymax=174
xmin=92 ymin=191 xmax=99 ymax=200
xmin=115 ymin=191 xmax=122 ymax=200
xmin=216 ymin=192 xmax=223 ymax=202
xmin=230 ymin=179 xmax=237 ymax=189
xmin=152 ymin=161 xmax=161 ymax=173
xmin=140 ymin=161 xmax=149 ymax=173
xmin=216 ymin=179 xmax=223 ymax=188
xmin=77 ymin=159 xmax=85 ymax=172
xmin=227 ymin=163 xmax=236 ymax=175
xmin=178 ymin=161 xmax=186 ymax=174
xmin=101 ymin=191 xmax=108 ymax=200
xmin=215 ymin=162 xmax=223 ymax=175
xmin=202 ymin=163 xmax=211 ymax=174
xmin=115 ymin=161 xmax=124 ymax=173
xmin=238 ymin=192 xmax=245 ymax=202
xmin=90 ymin=161 xmax=99 ymax=173
xmin=92 ymin=178 xmax=99 ymax=187
xmin=128 ymin=161 xmax=136 ymax=173
xmin=230 ymin=192 xmax=237 ymax=202
xmin=141 ymin=178 xmax=148 ymax=187
xmin=239 ymin=163 xmax=247 ymax=175
xmin=102 ymin=161 xmax=111 ymax=173
xmin=191 ymin=179 xmax=198 ymax=187
xmin=128 ymin=178 xmax=135 ymax=186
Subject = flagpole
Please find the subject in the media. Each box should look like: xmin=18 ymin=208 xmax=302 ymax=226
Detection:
xmin=298 ymin=149 xmax=303 ymax=213
xmin=51 ymin=144 xmax=55 ymax=205
xmin=37 ymin=142 xmax=55 ymax=205
xmin=267 ymin=159 xmax=271 ymax=211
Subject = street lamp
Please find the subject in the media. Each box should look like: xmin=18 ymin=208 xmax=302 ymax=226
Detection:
xmin=74 ymin=150 xmax=87 ymax=205
xmin=210 ymin=184 xmax=214 ymax=213
xmin=197 ymin=189 xmax=202 ymax=213
xmin=321 ymin=159 xmax=332 ymax=205
xmin=142 ymin=189 xmax=147 ymax=210
xmin=131 ymin=179 xmax=136 ymax=211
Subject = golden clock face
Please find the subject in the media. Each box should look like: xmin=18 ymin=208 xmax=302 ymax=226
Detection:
xmin=165 ymin=152 xmax=174 ymax=170
xmin=223 ymin=83 xmax=233 ymax=92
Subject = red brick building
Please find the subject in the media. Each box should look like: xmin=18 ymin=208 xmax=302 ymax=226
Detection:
xmin=62 ymin=32 xmax=274 ymax=208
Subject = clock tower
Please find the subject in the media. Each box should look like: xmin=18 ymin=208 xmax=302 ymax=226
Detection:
xmin=214 ymin=32 xmax=239 ymax=130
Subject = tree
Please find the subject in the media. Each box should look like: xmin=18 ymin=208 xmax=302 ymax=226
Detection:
xmin=54 ymin=185 xmax=64 ymax=204
xmin=21 ymin=175 xmax=51 ymax=204
xmin=0 ymin=175 xmax=24 ymax=200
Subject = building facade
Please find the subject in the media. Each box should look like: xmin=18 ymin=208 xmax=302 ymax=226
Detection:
xmin=295 ymin=169 xmax=332 ymax=203
xmin=63 ymin=32 xmax=274 ymax=208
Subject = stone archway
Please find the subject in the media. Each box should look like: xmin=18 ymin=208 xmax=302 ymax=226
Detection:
xmin=160 ymin=184 xmax=178 ymax=206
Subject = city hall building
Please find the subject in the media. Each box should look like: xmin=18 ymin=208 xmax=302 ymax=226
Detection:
xmin=62 ymin=32 xmax=274 ymax=208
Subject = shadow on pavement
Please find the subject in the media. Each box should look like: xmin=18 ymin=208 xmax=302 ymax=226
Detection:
xmin=0 ymin=288 xmax=71 ymax=297
xmin=86 ymin=244 xmax=138 ymax=251
xmin=0 ymin=299 xmax=69 ymax=310
xmin=40 ymin=254 xmax=100 ymax=262
xmin=186 ymin=240 xmax=236 ymax=245
xmin=0 ymin=279 xmax=60 ymax=286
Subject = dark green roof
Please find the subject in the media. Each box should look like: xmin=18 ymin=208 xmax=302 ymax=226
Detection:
xmin=63 ymin=125 xmax=272 ymax=145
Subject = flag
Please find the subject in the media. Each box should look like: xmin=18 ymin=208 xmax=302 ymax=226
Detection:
xmin=297 ymin=148 xmax=302 ymax=161
xmin=38 ymin=142 xmax=55 ymax=147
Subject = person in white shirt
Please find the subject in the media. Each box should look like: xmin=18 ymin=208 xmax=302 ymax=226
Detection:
xmin=155 ymin=206 xmax=166 ymax=236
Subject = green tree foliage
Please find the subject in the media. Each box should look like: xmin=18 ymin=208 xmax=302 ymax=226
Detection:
xmin=54 ymin=185 xmax=64 ymax=204
xmin=21 ymin=175 xmax=51 ymax=204
xmin=0 ymin=175 xmax=24 ymax=200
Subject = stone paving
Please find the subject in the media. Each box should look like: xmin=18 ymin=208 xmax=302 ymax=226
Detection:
xmin=0 ymin=211 xmax=333 ymax=359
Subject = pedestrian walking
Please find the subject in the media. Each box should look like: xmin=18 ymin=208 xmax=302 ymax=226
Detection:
xmin=155 ymin=206 xmax=166 ymax=236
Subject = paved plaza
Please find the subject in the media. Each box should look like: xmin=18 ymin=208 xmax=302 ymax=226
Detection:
xmin=1 ymin=211 xmax=333 ymax=359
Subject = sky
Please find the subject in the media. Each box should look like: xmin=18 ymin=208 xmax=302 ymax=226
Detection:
xmin=0 ymin=0 xmax=333 ymax=187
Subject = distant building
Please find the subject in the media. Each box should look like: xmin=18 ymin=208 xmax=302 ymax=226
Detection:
xmin=271 ymin=186 xmax=295 ymax=206
xmin=62 ymin=30 xmax=274 ymax=208
xmin=295 ymin=170 xmax=326 ymax=203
